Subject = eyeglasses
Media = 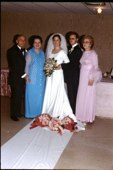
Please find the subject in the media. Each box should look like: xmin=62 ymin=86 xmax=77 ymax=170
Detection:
xmin=83 ymin=41 xmax=90 ymax=44
xmin=69 ymin=38 xmax=75 ymax=40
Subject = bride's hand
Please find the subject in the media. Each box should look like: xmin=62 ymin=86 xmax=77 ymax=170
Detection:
xmin=55 ymin=64 xmax=61 ymax=70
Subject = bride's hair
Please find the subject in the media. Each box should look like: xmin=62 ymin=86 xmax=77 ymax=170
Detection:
xmin=52 ymin=34 xmax=61 ymax=41
xmin=46 ymin=33 xmax=67 ymax=58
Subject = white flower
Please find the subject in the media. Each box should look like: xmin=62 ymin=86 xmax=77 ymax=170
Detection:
xmin=69 ymin=47 xmax=74 ymax=53
xmin=44 ymin=58 xmax=57 ymax=77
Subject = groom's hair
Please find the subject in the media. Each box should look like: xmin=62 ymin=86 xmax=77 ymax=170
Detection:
xmin=68 ymin=31 xmax=79 ymax=39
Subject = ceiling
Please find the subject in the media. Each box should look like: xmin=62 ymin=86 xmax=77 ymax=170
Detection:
xmin=1 ymin=2 xmax=113 ymax=15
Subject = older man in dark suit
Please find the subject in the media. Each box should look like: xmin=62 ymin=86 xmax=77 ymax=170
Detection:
xmin=7 ymin=34 xmax=26 ymax=121
xmin=62 ymin=31 xmax=83 ymax=114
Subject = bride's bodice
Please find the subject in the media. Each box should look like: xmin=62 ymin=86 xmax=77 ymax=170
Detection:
xmin=49 ymin=50 xmax=69 ymax=65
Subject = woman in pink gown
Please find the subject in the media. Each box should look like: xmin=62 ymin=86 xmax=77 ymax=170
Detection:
xmin=75 ymin=35 xmax=102 ymax=124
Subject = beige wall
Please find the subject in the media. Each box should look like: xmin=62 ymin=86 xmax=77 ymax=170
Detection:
xmin=1 ymin=12 xmax=113 ymax=72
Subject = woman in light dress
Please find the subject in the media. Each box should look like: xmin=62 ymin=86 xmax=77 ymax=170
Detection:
xmin=75 ymin=35 xmax=102 ymax=125
xmin=42 ymin=33 xmax=78 ymax=124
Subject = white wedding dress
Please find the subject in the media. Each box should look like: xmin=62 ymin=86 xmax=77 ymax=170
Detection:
xmin=42 ymin=50 xmax=77 ymax=122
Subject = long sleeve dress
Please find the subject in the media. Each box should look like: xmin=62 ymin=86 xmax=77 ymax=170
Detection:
xmin=42 ymin=50 xmax=77 ymax=122
xmin=25 ymin=48 xmax=46 ymax=118
xmin=75 ymin=50 xmax=102 ymax=123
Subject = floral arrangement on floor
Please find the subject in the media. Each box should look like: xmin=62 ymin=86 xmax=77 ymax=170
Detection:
xmin=44 ymin=58 xmax=58 ymax=77
xmin=30 ymin=113 xmax=77 ymax=135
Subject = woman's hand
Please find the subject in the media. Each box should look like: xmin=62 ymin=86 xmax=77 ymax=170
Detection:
xmin=55 ymin=64 xmax=61 ymax=70
xmin=88 ymin=79 xmax=94 ymax=86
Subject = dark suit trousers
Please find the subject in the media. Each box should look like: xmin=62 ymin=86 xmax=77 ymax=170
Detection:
xmin=10 ymin=81 xmax=25 ymax=117
xmin=66 ymin=76 xmax=79 ymax=115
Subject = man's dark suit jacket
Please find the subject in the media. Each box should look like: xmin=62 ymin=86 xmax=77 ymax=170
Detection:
xmin=7 ymin=45 xmax=26 ymax=86
xmin=7 ymin=45 xmax=26 ymax=117
xmin=62 ymin=45 xmax=83 ymax=113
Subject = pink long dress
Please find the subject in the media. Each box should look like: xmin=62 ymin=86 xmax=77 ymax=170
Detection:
xmin=75 ymin=50 xmax=102 ymax=122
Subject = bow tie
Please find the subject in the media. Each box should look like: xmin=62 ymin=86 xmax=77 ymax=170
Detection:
xmin=20 ymin=48 xmax=26 ymax=56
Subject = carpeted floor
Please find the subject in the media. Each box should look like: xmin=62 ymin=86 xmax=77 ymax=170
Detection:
xmin=1 ymin=96 xmax=113 ymax=169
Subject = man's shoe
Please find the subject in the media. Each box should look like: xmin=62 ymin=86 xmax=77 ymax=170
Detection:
xmin=11 ymin=116 xmax=19 ymax=121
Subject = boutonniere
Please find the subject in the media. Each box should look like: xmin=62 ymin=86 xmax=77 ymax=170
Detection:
xmin=69 ymin=47 xmax=74 ymax=53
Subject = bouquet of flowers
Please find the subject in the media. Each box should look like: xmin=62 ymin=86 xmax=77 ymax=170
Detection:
xmin=44 ymin=58 xmax=58 ymax=77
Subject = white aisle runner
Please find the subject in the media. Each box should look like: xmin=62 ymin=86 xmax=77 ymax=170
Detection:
xmin=1 ymin=121 xmax=73 ymax=169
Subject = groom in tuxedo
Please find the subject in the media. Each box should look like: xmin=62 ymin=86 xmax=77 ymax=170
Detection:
xmin=7 ymin=34 xmax=27 ymax=121
xmin=62 ymin=31 xmax=83 ymax=114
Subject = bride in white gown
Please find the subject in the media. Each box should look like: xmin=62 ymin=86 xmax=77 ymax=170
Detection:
xmin=42 ymin=33 xmax=77 ymax=123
